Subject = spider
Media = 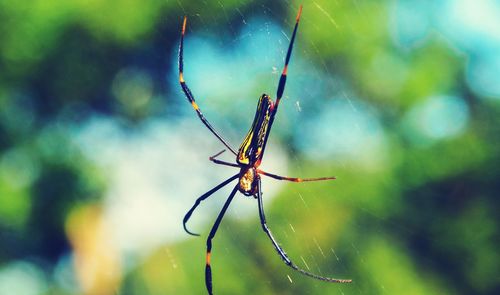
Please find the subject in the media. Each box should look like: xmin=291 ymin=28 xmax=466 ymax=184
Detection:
xmin=179 ymin=5 xmax=352 ymax=294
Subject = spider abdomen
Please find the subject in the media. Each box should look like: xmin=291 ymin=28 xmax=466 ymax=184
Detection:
xmin=237 ymin=94 xmax=274 ymax=167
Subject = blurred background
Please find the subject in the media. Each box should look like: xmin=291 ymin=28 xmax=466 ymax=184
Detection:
xmin=0 ymin=0 xmax=499 ymax=294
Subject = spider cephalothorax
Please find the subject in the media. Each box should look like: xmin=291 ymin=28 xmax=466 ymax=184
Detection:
xmin=238 ymin=167 xmax=259 ymax=196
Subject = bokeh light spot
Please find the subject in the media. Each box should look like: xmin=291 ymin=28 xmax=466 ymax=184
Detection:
xmin=403 ymin=94 xmax=470 ymax=144
xmin=466 ymin=55 xmax=500 ymax=99
xmin=390 ymin=0 xmax=430 ymax=49
xmin=112 ymin=67 xmax=153 ymax=114
xmin=0 ymin=262 xmax=47 ymax=295
xmin=295 ymin=97 xmax=387 ymax=169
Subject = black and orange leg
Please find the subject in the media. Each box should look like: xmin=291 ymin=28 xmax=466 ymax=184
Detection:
xmin=179 ymin=17 xmax=238 ymax=155
xmin=205 ymin=185 xmax=239 ymax=295
xmin=209 ymin=150 xmax=239 ymax=168
xmin=257 ymin=169 xmax=335 ymax=182
xmin=256 ymin=178 xmax=352 ymax=283
xmin=183 ymin=174 xmax=239 ymax=236
xmin=274 ymin=5 xmax=302 ymax=111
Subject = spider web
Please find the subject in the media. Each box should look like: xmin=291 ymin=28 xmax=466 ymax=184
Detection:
xmin=43 ymin=1 xmax=495 ymax=295
xmin=164 ymin=3 xmax=379 ymax=294
xmin=72 ymin=4 xmax=369 ymax=293
xmin=1 ymin=0 xmax=498 ymax=294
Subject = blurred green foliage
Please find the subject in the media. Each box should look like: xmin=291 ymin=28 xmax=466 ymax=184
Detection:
xmin=0 ymin=0 xmax=499 ymax=295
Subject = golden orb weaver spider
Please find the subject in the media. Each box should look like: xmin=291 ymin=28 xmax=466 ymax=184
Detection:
xmin=179 ymin=5 xmax=352 ymax=294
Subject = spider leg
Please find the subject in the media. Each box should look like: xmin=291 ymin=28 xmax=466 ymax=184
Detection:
xmin=257 ymin=169 xmax=335 ymax=182
xmin=209 ymin=150 xmax=239 ymax=168
xmin=275 ymin=5 xmax=302 ymax=110
xmin=205 ymin=184 xmax=239 ymax=295
xmin=179 ymin=17 xmax=237 ymax=155
xmin=256 ymin=177 xmax=352 ymax=283
xmin=183 ymin=174 xmax=239 ymax=236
